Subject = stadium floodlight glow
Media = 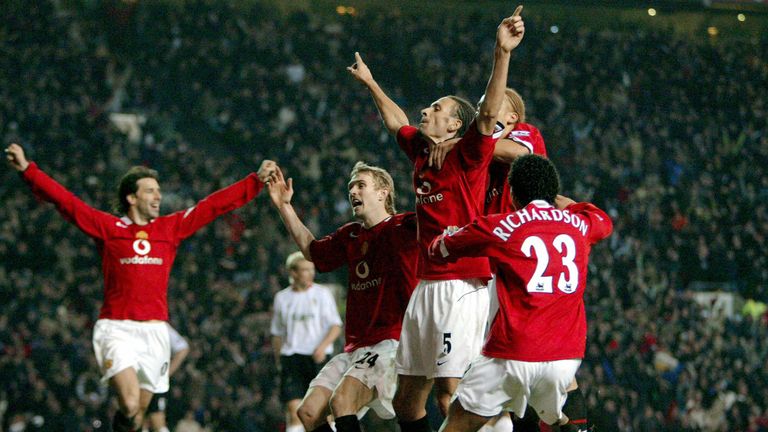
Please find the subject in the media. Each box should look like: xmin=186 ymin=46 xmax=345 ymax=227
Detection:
xmin=336 ymin=5 xmax=357 ymax=15
xmin=737 ymin=13 xmax=746 ymax=22
xmin=648 ymin=8 xmax=657 ymax=17
xmin=550 ymin=25 xmax=559 ymax=34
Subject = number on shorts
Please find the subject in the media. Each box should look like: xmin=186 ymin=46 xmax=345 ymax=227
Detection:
xmin=354 ymin=351 xmax=380 ymax=368
xmin=442 ymin=333 xmax=452 ymax=354
xmin=521 ymin=234 xmax=579 ymax=294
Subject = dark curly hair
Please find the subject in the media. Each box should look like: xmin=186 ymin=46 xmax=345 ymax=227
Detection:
xmin=114 ymin=166 xmax=159 ymax=214
xmin=508 ymin=154 xmax=560 ymax=207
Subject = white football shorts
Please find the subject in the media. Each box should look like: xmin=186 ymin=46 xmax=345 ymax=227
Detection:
xmin=396 ymin=278 xmax=489 ymax=379
xmin=92 ymin=319 xmax=171 ymax=393
xmin=310 ymin=339 xmax=399 ymax=419
xmin=454 ymin=355 xmax=581 ymax=425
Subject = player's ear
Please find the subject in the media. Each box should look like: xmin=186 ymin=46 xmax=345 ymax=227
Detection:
xmin=507 ymin=111 xmax=519 ymax=126
xmin=448 ymin=118 xmax=462 ymax=133
xmin=126 ymin=194 xmax=137 ymax=205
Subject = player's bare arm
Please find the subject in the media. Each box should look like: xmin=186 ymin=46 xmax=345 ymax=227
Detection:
xmin=5 ymin=143 xmax=30 ymax=172
xmin=347 ymin=51 xmax=410 ymax=135
xmin=477 ymin=6 xmax=525 ymax=135
xmin=267 ymin=166 xmax=316 ymax=260
xmin=312 ymin=324 xmax=342 ymax=364
xmin=493 ymin=138 xmax=530 ymax=163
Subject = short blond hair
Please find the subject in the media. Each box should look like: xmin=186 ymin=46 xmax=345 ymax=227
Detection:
xmin=350 ymin=161 xmax=397 ymax=215
xmin=504 ymin=88 xmax=526 ymax=123
xmin=285 ymin=251 xmax=307 ymax=271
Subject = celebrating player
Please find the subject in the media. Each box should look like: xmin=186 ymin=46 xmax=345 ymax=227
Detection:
xmin=429 ymin=154 xmax=613 ymax=431
xmin=5 ymin=143 xmax=275 ymax=432
xmin=267 ymin=161 xmax=419 ymax=432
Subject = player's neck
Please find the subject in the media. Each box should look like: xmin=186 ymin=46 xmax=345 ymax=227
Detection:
xmin=360 ymin=208 xmax=390 ymax=229
xmin=127 ymin=211 xmax=152 ymax=226
xmin=291 ymin=282 xmax=312 ymax=292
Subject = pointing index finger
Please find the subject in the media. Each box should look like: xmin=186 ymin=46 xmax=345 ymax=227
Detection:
xmin=513 ymin=5 xmax=523 ymax=17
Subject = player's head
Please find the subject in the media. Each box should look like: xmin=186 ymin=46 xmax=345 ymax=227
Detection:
xmin=116 ymin=166 xmax=161 ymax=220
xmin=419 ymin=95 xmax=475 ymax=142
xmin=286 ymin=251 xmax=315 ymax=289
xmin=508 ymin=154 xmax=559 ymax=207
xmin=348 ymin=161 xmax=397 ymax=217
xmin=477 ymin=88 xmax=526 ymax=128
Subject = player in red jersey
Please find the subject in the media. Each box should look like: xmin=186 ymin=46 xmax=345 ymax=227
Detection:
xmin=348 ymin=8 xmax=526 ymax=431
xmin=483 ymin=88 xmax=548 ymax=216
xmin=267 ymin=161 xmax=419 ymax=432
xmin=428 ymin=154 xmax=613 ymax=431
xmin=5 ymin=143 xmax=275 ymax=432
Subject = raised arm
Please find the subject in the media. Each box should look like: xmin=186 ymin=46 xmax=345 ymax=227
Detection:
xmin=477 ymin=6 xmax=525 ymax=135
xmin=5 ymin=143 xmax=30 ymax=171
xmin=347 ymin=52 xmax=410 ymax=136
xmin=7 ymin=143 xmax=112 ymax=239
xmin=267 ymin=166 xmax=316 ymax=260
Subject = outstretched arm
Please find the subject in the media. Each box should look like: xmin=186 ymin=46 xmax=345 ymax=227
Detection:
xmin=477 ymin=6 xmax=525 ymax=135
xmin=267 ymin=166 xmax=316 ymax=260
xmin=348 ymin=52 xmax=410 ymax=136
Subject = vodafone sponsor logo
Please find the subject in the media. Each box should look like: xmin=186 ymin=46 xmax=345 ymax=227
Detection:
xmin=415 ymin=180 xmax=444 ymax=205
xmin=119 ymin=236 xmax=163 ymax=265
xmin=350 ymin=260 xmax=381 ymax=291
xmin=133 ymin=239 xmax=151 ymax=255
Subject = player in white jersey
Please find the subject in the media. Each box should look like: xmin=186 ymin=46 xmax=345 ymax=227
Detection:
xmin=271 ymin=252 xmax=343 ymax=432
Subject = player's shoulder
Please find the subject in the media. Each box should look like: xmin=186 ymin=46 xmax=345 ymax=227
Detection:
xmin=274 ymin=286 xmax=294 ymax=299
xmin=334 ymin=220 xmax=365 ymax=237
xmin=513 ymin=122 xmax=542 ymax=135
xmin=385 ymin=212 xmax=418 ymax=235
xmin=309 ymin=283 xmax=335 ymax=297
xmin=397 ymin=124 xmax=420 ymax=140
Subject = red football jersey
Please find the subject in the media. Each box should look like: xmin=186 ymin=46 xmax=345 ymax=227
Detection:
xmin=22 ymin=162 xmax=265 ymax=321
xmin=397 ymin=122 xmax=499 ymax=280
xmin=310 ymin=213 xmax=419 ymax=352
xmin=485 ymin=123 xmax=548 ymax=215
xmin=430 ymin=200 xmax=613 ymax=361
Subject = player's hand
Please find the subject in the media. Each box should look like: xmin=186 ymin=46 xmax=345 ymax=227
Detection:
xmin=312 ymin=348 xmax=327 ymax=364
xmin=257 ymin=159 xmax=277 ymax=183
xmin=428 ymin=137 xmax=459 ymax=170
xmin=5 ymin=143 xmax=29 ymax=172
xmin=347 ymin=52 xmax=374 ymax=85
xmin=497 ymin=6 xmax=525 ymax=53
xmin=266 ymin=167 xmax=294 ymax=208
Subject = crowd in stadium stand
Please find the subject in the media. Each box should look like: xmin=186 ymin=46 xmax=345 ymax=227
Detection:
xmin=1 ymin=1 xmax=767 ymax=431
